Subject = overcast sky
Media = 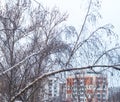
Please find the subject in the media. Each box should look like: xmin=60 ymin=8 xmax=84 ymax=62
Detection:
xmin=1 ymin=0 xmax=119 ymax=34
xmin=37 ymin=0 xmax=120 ymax=34
xmin=101 ymin=0 xmax=120 ymax=34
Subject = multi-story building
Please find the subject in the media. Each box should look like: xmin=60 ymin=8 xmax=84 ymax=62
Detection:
xmin=43 ymin=76 xmax=60 ymax=102
xmin=59 ymin=83 xmax=66 ymax=101
xmin=66 ymin=71 xmax=108 ymax=102
xmin=108 ymin=87 xmax=120 ymax=102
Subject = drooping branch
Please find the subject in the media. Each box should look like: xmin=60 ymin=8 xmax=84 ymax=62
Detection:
xmin=93 ymin=46 xmax=120 ymax=65
xmin=11 ymin=64 xmax=120 ymax=102
xmin=0 ymin=50 xmax=41 ymax=76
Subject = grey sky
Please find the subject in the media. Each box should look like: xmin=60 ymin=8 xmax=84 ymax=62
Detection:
xmin=101 ymin=0 xmax=120 ymax=34
xmin=37 ymin=0 xmax=120 ymax=34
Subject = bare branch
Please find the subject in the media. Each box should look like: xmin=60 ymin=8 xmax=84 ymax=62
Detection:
xmin=11 ymin=64 xmax=120 ymax=101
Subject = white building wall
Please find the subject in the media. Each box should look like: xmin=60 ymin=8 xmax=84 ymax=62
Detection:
xmin=43 ymin=77 xmax=60 ymax=101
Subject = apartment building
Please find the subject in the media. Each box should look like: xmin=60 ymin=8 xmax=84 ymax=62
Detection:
xmin=108 ymin=87 xmax=120 ymax=102
xmin=59 ymin=83 xmax=66 ymax=101
xmin=66 ymin=71 xmax=108 ymax=102
xmin=43 ymin=77 xmax=60 ymax=102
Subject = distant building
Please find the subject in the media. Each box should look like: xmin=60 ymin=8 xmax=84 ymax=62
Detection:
xmin=108 ymin=87 xmax=120 ymax=102
xmin=32 ymin=71 xmax=108 ymax=102
xmin=66 ymin=71 xmax=108 ymax=102
xmin=59 ymin=83 xmax=66 ymax=102
xmin=43 ymin=76 xmax=60 ymax=102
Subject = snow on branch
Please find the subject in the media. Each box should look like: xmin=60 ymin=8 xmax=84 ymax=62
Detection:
xmin=11 ymin=64 xmax=120 ymax=102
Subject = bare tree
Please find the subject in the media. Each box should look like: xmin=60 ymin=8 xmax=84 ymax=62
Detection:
xmin=0 ymin=0 xmax=70 ymax=101
xmin=0 ymin=0 xmax=120 ymax=102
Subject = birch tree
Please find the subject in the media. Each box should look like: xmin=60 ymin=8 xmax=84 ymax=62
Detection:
xmin=0 ymin=0 xmax=120 ymax=102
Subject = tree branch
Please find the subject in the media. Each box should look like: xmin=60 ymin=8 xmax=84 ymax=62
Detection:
xmin=11 ymin=64 xmax=120 ymax=101
xmin=0 ymin=50 xmax=41 ymax=76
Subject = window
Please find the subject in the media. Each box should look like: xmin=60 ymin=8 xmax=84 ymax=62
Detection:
xmin=97 ymin=94 xmax=101 ymax=99
xmin=102 ymin=94 xmax=106 ymax=99
xmin=103 ymin=84 xmax=106 ymax=89
xmin=97 ymin=84 xmax=101 ymax=89
xmin=49 ymin=80 xmax=52 ymax=86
